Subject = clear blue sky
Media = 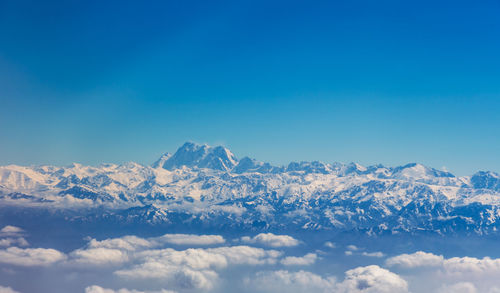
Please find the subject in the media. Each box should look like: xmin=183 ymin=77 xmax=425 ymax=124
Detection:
xmin=1 ymin=0 xmax=499 ymax=175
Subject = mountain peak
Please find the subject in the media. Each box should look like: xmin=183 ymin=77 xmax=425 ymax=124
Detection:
xmin=391 ymin=163 xmax=455 ymax=180
xmin=232 ymin=156 xmax=280 ymax=174
xmin=152 ymin=153 xmax=172 ymax=168
xmin=341 ymin=162 xmax=368 ymax=175
xmin=471 ymin=171 xmax=500 ymax=191
xmin=159 ymin=142 xmax=237 ymax=171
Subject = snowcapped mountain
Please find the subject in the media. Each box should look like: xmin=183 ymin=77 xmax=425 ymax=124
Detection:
xmin=160 ymin=142 xmax=238 ymax=171
xmin=1 ymin=142 xmax=500 ymax=235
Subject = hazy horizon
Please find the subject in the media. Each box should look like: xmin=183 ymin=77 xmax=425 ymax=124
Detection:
xmin=0 ymin=141 xmax=495 ymax=177
xmin=1 ymin=1 xmax=500 ymax=175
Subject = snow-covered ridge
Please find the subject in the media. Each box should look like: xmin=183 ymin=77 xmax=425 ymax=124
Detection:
xmin=1 ymin=142 xmax=500 ymax=234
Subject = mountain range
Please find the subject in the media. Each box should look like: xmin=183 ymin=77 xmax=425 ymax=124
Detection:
xmin=2 ymin=142 xmax=500 ymax=235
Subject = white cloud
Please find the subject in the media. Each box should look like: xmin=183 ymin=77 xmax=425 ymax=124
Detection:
xmin=0 ymin=225 xmax=29 ymax=248
xmin=85 ymin=286 xmax=176 ymax=293
xmin=281 ymin=253 xmax=318 ymax=266
xmin=0 ymin=232 xmax=419 ymax=293
xmin=86 ymin=234 xmax=225 ymax=252
xmin=154 ymin=234 xmax=225 ymax=246
xmin=385 ymin=251 xmax=500 ymax=292
xmin=336 ymin=265 xmax=409 ymax=293
xmin=251 ymin=266 xmax=408 ymax=293
xmin=0 ymin=226 xmax=24 ymax=236
xmin=50 ymin=233 xmax=284 ymax=291
xmin=69 ymin=247 xmax=129 ymax=266
xmin=362 ymin=252 xmax=385 ymax=258
xmin=85 ymin=286 xmax=126 ymax=293
xmin=116 ymin=262 xmax=217 ymax=291
xmin=324 ymin=241 xmax=336 ymax=249
xmin=0 ymin=237 xmax=29 ymax=248
xmin=386 ymin=251 xmax=500 ymax=276
xmin=240 ymin=233 xmax=300 ymax=247
xmin=114 ymin=245 xmax=282 ymax=290
xmin=443 ymin=256 xmax=500 ymax=275
xmin=71 ymin=233 xmax=226 ymax=268
xmin=386 ymin=251 xmax=444 ymax=268
xmin=0 ymin=247 xmax=66 ymax=266
xmin=346 ymin=245 xmax=359 ymax=251
xmin=88 ymin=236 xmax=153 ymax=251
xmin=250 ymin=270 xmax=337 ymax=293
xmin=0 ymin=286 xmax=20 ymax=293
xmin=437 ymin=282 xmax=477 ymax=293
xmin=206 ymin=246 xmax=282 ymax=265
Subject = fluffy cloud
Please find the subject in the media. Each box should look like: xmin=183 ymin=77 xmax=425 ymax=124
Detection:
xmin=343 ymin=245 xmax=384 ymax=258
xmin=154 ymin=234 xmax=225 ymax=246
xmin=35 ymin=233 xmax=285 ymax=291
xmin=0 ymin=247 xmax=66 ymax=266
xmin=116 ymin=262 xmax=218 ymax=290
xmin=437 ymin=282 xmax=477 ymax=293
xmin=251 ymin=266 xmax=407 ymax=293
xmin=0 ymin=226 xmax=28 ymax=248
xmin=346 ymin=245 xmax=359 ymax=251
xmin=0 ymin=226 xmax=24 ymax=236
xmin=323 ymin=241 xmax=336 ymax=249
xmin=70 ymin=233 xmax=226 ymax=267
xmin=206 ymin=246 xmax=282 ymax=265
xmin=85 ymin=286 xmax=176 ymax=293
xmin=0 ymin=286 xmax=20 ymax=293
xmin=0 ymin=237 xmax=29 ymax=248
xmin=88 ymin=236 xmax=153 ymax=251
xmin=114 ymin=245 xmax=282 ymax=290
xmin=344 ymin=245 xmax=361 ymax=256
xmin=336 ymin=265 xmax=409 ymax=293
xmin=0 ymin=230 xmax=347 ymax=292
xmin=0 ymin=226 xmax=64 ymax=267
xmin=386 ymin=251 xmax=444 ymax=268
xmin=385 ymin=251 xmax=500 ymax=292
xmin=281 ymin=253 xmax=318 ymax=266
xmin=69 ymin=247 xmax=129 ymax=266
xmin=362 ymin=252 xmax=385 ymax=258
xmin=86 ymin=234 xmax=225 ymax=252
xmin=250 ymin=270 xmax=337 ymax=293
xmin=386 ymin=251 xmax=500 ymax=276
xmin=240 ymin=233 xmax=300 ymax=247
xmin=443 ymin=256 xmax=500 ymax=275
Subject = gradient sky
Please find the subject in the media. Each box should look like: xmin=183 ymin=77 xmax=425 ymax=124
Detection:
xmin=1 ymin=0 xmax=500 ymax=175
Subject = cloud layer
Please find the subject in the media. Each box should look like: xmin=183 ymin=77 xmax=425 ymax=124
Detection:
xmin=251 ymin=265 xmax=408 ymax=293
xmin=5 ymin=227 xmax=500 ymax=293
xmin=386 ymin=251 xmax=500 ymax=276
xmin=386 ymin=251 xmax=500 ymax=292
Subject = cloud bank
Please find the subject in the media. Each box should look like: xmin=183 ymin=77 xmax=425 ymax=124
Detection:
xmin=251 ymin=265 xmax=408 ymax=293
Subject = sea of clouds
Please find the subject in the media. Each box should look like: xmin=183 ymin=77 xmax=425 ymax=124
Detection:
xmin=0 ymin=225 xmax=500 ymax=293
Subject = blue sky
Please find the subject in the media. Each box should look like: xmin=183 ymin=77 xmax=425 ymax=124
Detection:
xmin=1 ymin=0 xmax=499 ymax=175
